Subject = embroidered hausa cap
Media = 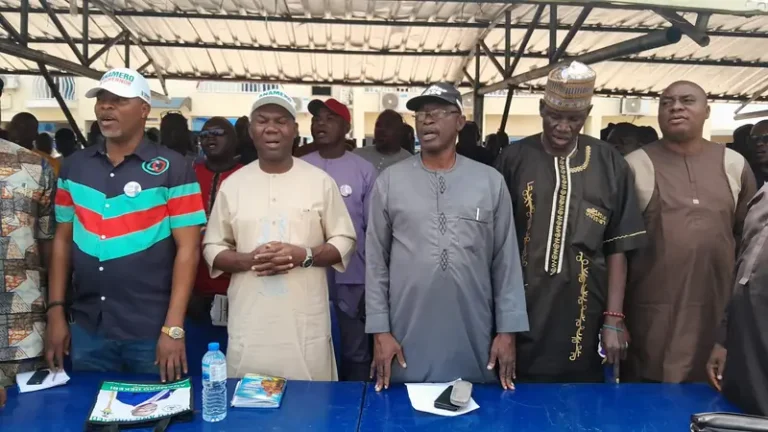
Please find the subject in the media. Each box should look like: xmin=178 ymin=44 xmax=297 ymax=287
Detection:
xmin=543 ymin=61 xmax=597 ymax=112
xmin=85 ymin=68 xmax=151 ymax=104
xmin=308 ymin=98 xmax=351 ymax=123
xmin=251 ymin=89 xmax=297 ymax=119
xmin=406 ymin=82 xmax=464 ymax=113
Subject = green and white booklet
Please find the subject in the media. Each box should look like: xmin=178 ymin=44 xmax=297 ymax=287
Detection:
xmin=85 ymin=379 xmax=194 ymax=431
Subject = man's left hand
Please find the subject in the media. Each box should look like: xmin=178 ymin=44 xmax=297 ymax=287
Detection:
xmin=488 ymin=333 xmax=516 ymax=390
xmin=0 ymin=387 xmax=6 ymax=408
xmin=601 ymin=316 xmax=629 ymax=364
xmin=156 ymin=335 xmax=187 ymax=383
xmin=264 ymin=242 xmax=307 ymax=267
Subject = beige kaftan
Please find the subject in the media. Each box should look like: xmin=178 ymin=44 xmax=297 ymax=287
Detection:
xmin=203 ymin=158 xmax=356 ymax=381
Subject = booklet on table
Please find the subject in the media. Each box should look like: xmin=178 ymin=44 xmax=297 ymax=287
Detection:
xmin=231 ymin=374 xmax=287 ymax=408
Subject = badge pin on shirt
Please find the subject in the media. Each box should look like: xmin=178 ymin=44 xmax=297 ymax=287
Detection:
xmin=124 ymin=181 xmax=142 ymax=198
xmin=339 ymin=184 xmax=352 ymax=197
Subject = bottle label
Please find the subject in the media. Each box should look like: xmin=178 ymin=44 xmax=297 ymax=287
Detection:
xmin=205 ymin=363 xmax=227 ymax=382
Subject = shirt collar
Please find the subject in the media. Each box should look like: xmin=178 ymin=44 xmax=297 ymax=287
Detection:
xmin=90 ymin=136 xmax=157 ymax=162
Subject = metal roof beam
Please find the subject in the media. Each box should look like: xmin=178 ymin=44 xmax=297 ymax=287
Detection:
xmin=86 ymin=30 xmax=128 ymax=66
xmin=479 ymin=40 xmax=505 ymax=76
xmin=655 ymin=9 xmax=711 ymax=46
xmin=87 ymin=0 xmax=169 ymax=97
xmin=21 ymin=37 xmax=768 ymax=69
xmin=0 ymin=40 xmax=167 ymax=100
xmin=479 ymin=27 xmax=683 ymax=94
xmin=510 ymin=5 xmax=545 ymax=77
xmin=39 ymin=0 xmax=86 ymax=64
xmin=552 ymin=6 xmax=592 ymax=63
xmin=0 ymin=7 xmax=765 ymax=38
xmin=0 ymin=13 xmax=22 ymax=43
xmin=0 ymin=67 xmax=762 ymax=102
xmin=19 ymin=0 xmax=28 ymax=45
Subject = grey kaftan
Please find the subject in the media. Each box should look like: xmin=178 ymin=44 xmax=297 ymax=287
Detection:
xmin=365 ymin=155 xmax=529 ymax=384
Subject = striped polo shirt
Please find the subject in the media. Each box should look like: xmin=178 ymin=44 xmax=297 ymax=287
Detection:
xmin=54 ymin=138 xmax=206 ymax=340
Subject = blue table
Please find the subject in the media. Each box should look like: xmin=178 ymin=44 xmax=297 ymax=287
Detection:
xmin=0 ymin=373 xmax=364 ymax=432
xmin=359 ymin=383 xmax=739 ymax=431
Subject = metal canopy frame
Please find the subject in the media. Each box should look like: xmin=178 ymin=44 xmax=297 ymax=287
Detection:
xmin=0 ymin=0 xmax=766 ymax=132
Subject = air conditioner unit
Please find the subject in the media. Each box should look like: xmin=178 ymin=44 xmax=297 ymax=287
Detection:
xmin=293 ymin=97 xmax=309 ymax=114
xmin=1 ymin=75 xmax=19 ymax=90
xmin=620 ymin=97 xmax=651 ymax=116
xmin=380 ymin=93 xmax=409 ymax=113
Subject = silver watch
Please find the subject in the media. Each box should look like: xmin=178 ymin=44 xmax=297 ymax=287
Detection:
xmin=301 ymin=247 xmax=314 ymax=268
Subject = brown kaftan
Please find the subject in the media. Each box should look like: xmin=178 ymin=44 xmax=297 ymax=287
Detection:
xmin=624 ymin=140 xmax=756 ymax=383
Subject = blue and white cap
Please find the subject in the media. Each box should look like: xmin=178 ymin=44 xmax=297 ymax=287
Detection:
xmin=250 ymin=89 xmax=297 ymax=119
xmin=85 ymin=68 xmax=151 ymax=104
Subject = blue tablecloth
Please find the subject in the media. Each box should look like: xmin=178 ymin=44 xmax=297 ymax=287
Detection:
xmin=360 ymin=382 xmax=739 ymax=432
xmin=0 ymin=373 xmax=740 ymax=432
xmin=0 ymin=373 xmax=364 ymax=432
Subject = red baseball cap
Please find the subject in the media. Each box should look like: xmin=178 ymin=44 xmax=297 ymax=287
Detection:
xmin=308 ymin=98 xmax=351 ymax=124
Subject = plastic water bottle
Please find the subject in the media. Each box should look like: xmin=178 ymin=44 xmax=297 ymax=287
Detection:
xmin=202 ymin=342 xmax=228 ymax=422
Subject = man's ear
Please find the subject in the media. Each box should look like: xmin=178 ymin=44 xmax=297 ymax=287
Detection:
xmin=344 ymin=122 xmax=351 ymax=136
xmin=141 ymin=102 xmax=151 ymax=120
xmin=457 ymin=115 xmax=467 ymax=132
xmin=706 ymin=105 xmax=711 ymax=120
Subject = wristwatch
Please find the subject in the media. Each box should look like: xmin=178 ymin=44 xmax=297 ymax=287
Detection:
xmin=301 ymin=247 xmax=314 ymax=268
xmin=161 ymin=326 xmax=185 ymax=340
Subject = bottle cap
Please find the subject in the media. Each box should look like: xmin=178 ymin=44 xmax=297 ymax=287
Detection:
xmin=208 ymin=342 xmax=220 ymax=351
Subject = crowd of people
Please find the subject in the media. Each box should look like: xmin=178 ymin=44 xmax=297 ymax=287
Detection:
xmin=0 ymin=61 xmax=766 ymax=420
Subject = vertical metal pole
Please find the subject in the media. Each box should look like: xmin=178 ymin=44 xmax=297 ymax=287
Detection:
xmin=38 ymin=63 xmax=87 ymax=146
xmin=500 ymin=9 xmax=513 ymax=134
xmin=549 ymin=5 xmax=557 ymax=63
xmin=20 ymin=0 xmax=29 ymax=46
xmin=473 ymin=44 xmax=484 ymax=138
xmin=124 ymin=34 xmax=131 ymax=67
xmin=504 ymin=10 xmax=511 ymax=74
xmin=82 ymin=0 xmax=89 ymax=61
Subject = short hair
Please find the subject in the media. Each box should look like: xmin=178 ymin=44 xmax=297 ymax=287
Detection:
xmin=54 ymin=128 xmax=79 ymax=157
xmin=36 ymin=132 xmax=53 ymax=154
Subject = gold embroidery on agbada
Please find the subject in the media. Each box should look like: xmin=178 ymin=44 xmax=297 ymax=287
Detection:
xmin=585 ymin=208 xmax=607 ymax=225
xmin=570 ymin=252 xmax=590 ymax=361
xmin=570 ymin=145 xmax=591 ymax=173
xmin=521 ymin=181 xmax=535 ymax=267
xmin=548 ymin=157 xmax=569 ymax=274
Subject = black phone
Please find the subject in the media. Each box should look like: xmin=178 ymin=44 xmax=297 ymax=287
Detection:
xmin=434 ymin=385 xmax=460 ymax=412
xmin=26 ymin=369 xmax=50 ymax=385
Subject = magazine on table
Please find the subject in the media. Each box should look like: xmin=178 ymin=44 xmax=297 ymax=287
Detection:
xmin=231 ymin=374 xmax=287 ymax=408
xmin=85 ymin=379 xmax=193 ymax=431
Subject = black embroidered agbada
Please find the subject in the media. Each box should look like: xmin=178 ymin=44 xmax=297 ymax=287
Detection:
xmin=495 ymin=134 xmax=646 ymax=382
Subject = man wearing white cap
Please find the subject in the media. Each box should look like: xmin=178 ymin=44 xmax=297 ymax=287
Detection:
xmin=495 ymin=62 xmax=646 ymax=383
xmin=203 ymin=89 xmax=356 ymax=380
xmin=46 ymin=68 xmax=207 ymax=382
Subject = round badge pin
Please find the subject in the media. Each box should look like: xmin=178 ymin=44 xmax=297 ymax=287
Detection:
xmin=124 ymin=181 xmax=142 ymax=198
xmin=339 ymin=184 xmax=352 ymax=197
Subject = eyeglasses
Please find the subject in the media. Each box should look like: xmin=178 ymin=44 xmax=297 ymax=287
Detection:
xmin=199 ymin=128 xmax=226 ymax=138
xmin=414 ymin=109 xmax=460 ymax=122
xmin=751 ymin=134 xmax=768 ymax=145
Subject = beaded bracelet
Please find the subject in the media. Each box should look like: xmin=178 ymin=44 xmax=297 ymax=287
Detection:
xmin=602 ymin=324 xmax=624 ymax=333
xmin=603 ymin=311 xmax=626 ymax=319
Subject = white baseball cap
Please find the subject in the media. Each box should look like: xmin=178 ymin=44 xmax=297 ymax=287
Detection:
xmin=85 ymin=68 xmax=151 ymax=104
xmin=250 ymin=89 xmax=297 ymax=119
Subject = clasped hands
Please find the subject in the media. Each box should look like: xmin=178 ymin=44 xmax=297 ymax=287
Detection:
xmin=242 ymin=241 xmax=306 ymax=276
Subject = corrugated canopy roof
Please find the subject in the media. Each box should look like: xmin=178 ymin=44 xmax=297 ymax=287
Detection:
xmin=1 ymin=1 xmax=768 ymax=100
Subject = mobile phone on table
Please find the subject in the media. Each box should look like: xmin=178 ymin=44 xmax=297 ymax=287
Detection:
xmin=434 ymin=385 xmax=460 ymax=412
xmin=26 ymin=369 xmax=50 ymax=385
